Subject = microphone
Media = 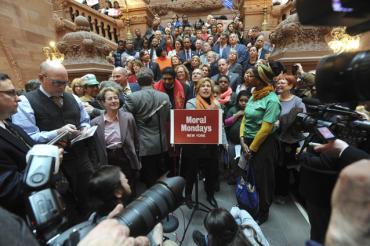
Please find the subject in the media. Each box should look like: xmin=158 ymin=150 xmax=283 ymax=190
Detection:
xmin=145 ymin=101 xmax=168 ymax=123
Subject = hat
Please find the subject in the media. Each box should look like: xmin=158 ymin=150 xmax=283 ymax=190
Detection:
xmin=81 ymin=74 xmax=99 ymax=86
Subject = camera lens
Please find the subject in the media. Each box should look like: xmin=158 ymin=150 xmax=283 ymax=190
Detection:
xmin=115 ymin=176 xmax=185 ymax=236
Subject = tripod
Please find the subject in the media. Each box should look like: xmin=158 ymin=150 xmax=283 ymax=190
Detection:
xmin=179 ymin=157 xmax=212 ymax=246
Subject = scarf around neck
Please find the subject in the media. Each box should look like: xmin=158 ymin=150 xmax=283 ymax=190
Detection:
xmin=154 ymin=79 xmax=185 ymax=109
xmin=196 ymin=95 xmax=217 ymax=110
xmin=252 ymin=85 xmax=274 ymax=101
xmin=218 ymin=87 xmax=233 ymax=105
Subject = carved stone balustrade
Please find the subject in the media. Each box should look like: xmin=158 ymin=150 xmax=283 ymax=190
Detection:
xmin=57 ymin=16 xmax=116 ymax=81
xmin=53 ymin=0 xmax=119 ymax=43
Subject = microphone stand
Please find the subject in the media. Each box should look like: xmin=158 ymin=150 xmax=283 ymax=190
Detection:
xmin=179 ymin=158 xmax=212 ymax=246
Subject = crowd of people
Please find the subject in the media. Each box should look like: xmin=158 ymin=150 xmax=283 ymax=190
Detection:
xmin=1 ymin=11 xmax=370 ymax=246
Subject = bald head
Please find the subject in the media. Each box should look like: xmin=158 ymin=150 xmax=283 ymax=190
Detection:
xmin=39 ymin=61 xmax=68 ymax=96
xmin=40 ymin=61 xmax=67 ymax=75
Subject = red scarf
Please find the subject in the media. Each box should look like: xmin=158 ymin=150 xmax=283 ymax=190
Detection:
xmin=218 ymin=87 xmax=232 ymax=105
xmin=154 ymin=79 xmax=185 ymax=109
xmin=166 ymin=44 xmax=174 ymax=53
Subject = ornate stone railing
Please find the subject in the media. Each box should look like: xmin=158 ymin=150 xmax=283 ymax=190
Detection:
xmin=54 ymin=0 xmax=119 ymax=43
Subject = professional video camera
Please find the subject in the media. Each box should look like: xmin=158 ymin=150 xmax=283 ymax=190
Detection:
xmin=294 ymin=99 xmax=370 ymax=147
xmin=296 ymin=0 xmax=370 ymax=103
xmin=23 ymin=145 xmax=185 ymax=245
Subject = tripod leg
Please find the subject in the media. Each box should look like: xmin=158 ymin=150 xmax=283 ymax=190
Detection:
xmin=180 ymin=207 xmax=197 ymax=245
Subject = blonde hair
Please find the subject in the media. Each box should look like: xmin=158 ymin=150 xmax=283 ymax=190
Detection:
xmin=195 ymin=77 xmax=215 ymax=94
xmin=71 ymin=78 xmax=83 ymax=88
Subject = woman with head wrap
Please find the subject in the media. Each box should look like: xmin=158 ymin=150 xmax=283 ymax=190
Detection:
xmin=239 ymin=64 xmax=281 ymax=225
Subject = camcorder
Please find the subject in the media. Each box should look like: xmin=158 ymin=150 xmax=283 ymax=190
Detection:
xmin=23 ymin=145 xmax=185 ymax=245
xmin=288 ymin=98 xmax=370 ymax=148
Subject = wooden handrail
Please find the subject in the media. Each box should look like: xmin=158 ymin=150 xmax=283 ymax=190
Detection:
xmin=59 ymin=0 xmax=119 ymax=43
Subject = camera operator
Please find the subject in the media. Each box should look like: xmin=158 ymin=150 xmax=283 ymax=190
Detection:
xmin=300 ymin=139 xmax=370 ymax=243
xmin=88 ymin=165 xmax=132 ymax=217
xmin=0 ymin=205 xmax=149 ymax=246
xmin=292 ymin=63 xmax=316 ymax=98
xmin=88 ymin=165 xmax=174 ymax=246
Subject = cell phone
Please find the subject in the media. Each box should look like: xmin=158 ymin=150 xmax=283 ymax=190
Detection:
xmin=315 ymin=126 xmax=336 ymax=143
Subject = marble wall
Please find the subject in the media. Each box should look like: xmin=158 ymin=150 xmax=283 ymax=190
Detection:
xmin=0 ymin=0 xmax=56 ymax=89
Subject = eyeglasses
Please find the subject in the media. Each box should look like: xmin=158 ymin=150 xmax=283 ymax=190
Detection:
xmin=44 ymin=75 xmax=68 ymax=87
xmin=0 ymin=89 xmax=17 ymax=97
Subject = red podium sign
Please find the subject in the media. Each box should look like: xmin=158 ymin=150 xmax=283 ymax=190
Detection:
xmin=170 ymin=109 xmax=222 ymax=144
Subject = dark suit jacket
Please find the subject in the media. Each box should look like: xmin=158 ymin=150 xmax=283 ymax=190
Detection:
xmin=123 ymin=86 xmax=171 ymax=156
xmin=147 ymin=62 xmax=162 ymax=82
xmin=211 ymin=72 xmax=242 ymax=92
xmin=229 ymin=63 xmax=244 ymax=78
xmin=0 ymin=207 xmax=39 ymax=246
xmin=338 ymin=146 xmax=370 ymax=170
xmin=0 ymin=122 xmax=34 ymax=216
xmin=91 ymin=110 xmax=141 ymax=170
xmin=178 ymin=49 xmax=196 ymax=64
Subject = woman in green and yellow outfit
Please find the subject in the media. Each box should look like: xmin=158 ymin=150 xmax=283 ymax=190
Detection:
xmin=239 ymin=64 xmax=281 ymax=225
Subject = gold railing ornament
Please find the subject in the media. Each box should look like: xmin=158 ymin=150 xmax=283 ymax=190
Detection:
xmin=121 ymin=0 xmax=133 ymax=40
xmin=328 ymin=27 xmax=360 ymax=54
xmin=261 ymin=0 xmax=269 ymax=31
xmin=42 ymin=41 xmax=64 ymax=62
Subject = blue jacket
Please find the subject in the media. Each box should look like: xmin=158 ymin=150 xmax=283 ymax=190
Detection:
xmin=179 ymin=49 xmax=196 ymax=63
xmin=212 ymin=44 xmax=231 ymax=60
xmin=230 ymin=44 xmax=248 ymax=64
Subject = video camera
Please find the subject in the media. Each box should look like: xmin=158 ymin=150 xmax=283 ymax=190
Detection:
xmin=295 ymin=99 xmax=370 ymax=146
xmin=296 ymin=0 xmax=370 ymax=103
xmin=23 ymin=145 xmax=185 ymax=245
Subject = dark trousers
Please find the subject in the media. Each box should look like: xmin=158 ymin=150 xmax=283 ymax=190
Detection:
xmin=306 ymin=202 xmax=331 ymax=243
xmin=247 ymin=134 xmax=279 ymax=216
xmin=107 ymin=148 xmax=136 ymax=197
xmin=61 ymin=148 xmax=93 ymax=217
xmin=181 ymin=145 xmax=218 ymax=197
xmin=276 ymin=143 xmax=299 ymax=196
xmin=140 ymin=152 xmax=168 ymax=188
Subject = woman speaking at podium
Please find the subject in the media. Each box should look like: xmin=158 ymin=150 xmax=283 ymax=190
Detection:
xmin=181 ymin=78 xmax=226 ymax=208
